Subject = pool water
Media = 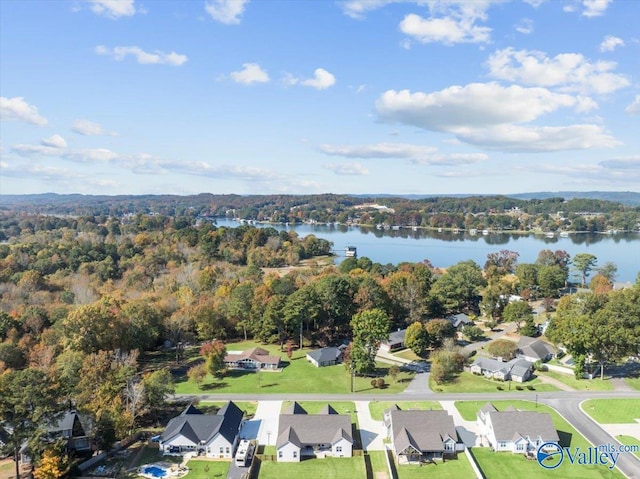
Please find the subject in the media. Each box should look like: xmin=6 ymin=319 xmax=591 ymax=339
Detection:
xmin=141 ymin=465 xmax=168 ymax=478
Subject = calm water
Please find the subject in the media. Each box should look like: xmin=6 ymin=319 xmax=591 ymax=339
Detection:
xmin=214 ymin=219 xmax=640 ymax=283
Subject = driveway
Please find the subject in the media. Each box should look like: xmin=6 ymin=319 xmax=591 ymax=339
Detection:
xmin=253 ymin=400 xmax=282 ymax=446
xmin=354 ymin=401 xmax=385 ymax=451
xmin=440 ymin=400 xmax=478 ymax=447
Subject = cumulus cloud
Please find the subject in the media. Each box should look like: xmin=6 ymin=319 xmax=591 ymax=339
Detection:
xmin=582 ymin=0 xmax=612 ymax=17
xmin=205 ymin=0 xmax=249 ymax=24
xmin=87 ymin=0 xmax=136 ymax=19
xmin=41 ymin=134 xmax=67 ymax=149
xmin=72 ymin=119 xmax=116 ymax=136
xmin=600 ymin=35 xmax=625 ymax=52
xmin=323 ymin=162 xmax=369 ymax=175
xmin=0 ymin=96 xmax=48 ymax=126
xmin=625 ymin=95 xmax=640 ymax=115
xmin=400 ymin=10 xmax=491 ymax=45
xmin=514 ymin=18 xmax=533 ymax=34
xmin=375 ymin=83 xmax=618 ymax=152
xmin=229 ymin=63 xmax=270 ymax=85
xmin=301 ymin=68 xmax=336 ymax=90
xmin=485 ymin=47 xmax=629 ymax=94
xmin=95 ymin=45 xmax=188 ymax=66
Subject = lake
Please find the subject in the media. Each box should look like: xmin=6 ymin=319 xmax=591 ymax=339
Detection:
xmin=213 ymin=219 xmax=640 ymax=283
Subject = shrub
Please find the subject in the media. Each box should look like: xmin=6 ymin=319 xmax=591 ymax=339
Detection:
xmin=497 ymin=386 xmax=504 ymax=391
xmin=516 ymin=385 xmax=523 ymax=391
xmin=376 ymin=378 xmax=385 ymax=388
xmin=371 ymin=379 xmax=378 ymax=388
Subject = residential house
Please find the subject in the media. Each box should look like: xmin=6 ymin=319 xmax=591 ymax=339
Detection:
xmin=49 ymin=411 xmax=92 ymax=454
xmin=224 ymin=347 xmax=281 ymax=370
xmin=470 ymin=357 xmax=533 ymax=382
xmin=448 ymin=313 xmax=473 ymax=329
xmin=306 ymin=346 xmax=343 ymax=367
xmin=384 ymin=406 xmax=459 ymax=464
xmin=477 ymin=403 xmax=559 ymax=454
xmin=517 ymin=337 xmax=556 ymax=363
xmin=276 ymin=402 xmax=353 ymax=462
xmin=159 ymin=402 xmax=243 ymax=458
xmin=380 ymin=329 xmax=406 ymax=352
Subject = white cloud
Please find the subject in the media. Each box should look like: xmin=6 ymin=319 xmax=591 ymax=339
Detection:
xmin=399 ymin=12 xmax=491 ymax=45
xmin=485 ymin=48 xmax=629 ymax=94
xmin=625 ymin=95 xmax=640 ymax=115
xmin=72 ymin=119 xmax=116 ymax=136
xmin=535 ymin=156 xmax=640 ymax=186
xmin=582 ymin=0 xmax=612 ymax=17
xmin=41 ymin=134 xmax=67 ymax=149
xmin=95 ymin=45 xmax=188 ymax=66
xmin=12 ymin=144 xmax=62 ymax=157
xmin=229 ymin=63 xmax=270 ymax=85
xmin=514 ymin=18 xmax=533 ymax=34
xmin=523 ymin=0 xmax=546 ymax=6
xmin=600 ymin=35 xmax=625 ymax=52
xmin=0 ymin=97 xmax=48 ymax=126
xmin=205 ymin=0 xmax=249 ymax=24
xmin=599 ymin=155 xmax=640 ymax=170
xmin=301 ymin=68 xmax=336 ymax=90
xmin=324 ymin=162 xmax=370 ymax=175
xmin=87 ymin=0 xmax=136 ymax=19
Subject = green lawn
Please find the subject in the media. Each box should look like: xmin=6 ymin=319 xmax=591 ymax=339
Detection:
xmin=429 ymin=371 xmax=557 ymax=393
xmin=174 ymin=341 xmax=415 ymax=395
xmin=258 ymin=456 xmax=365 ymax=479
xmin=471 ymin=446 xmax=624 ymax=479
xmin=368 ymin=451 xmax=389 ymax=478
xmin=199 ymin=401 xmax=258 ymax=417
xmin=624 ymin=377 xmax=640 ymax=391
xmin=582 ymin=399 xmax=640 ymax=423
xmin=396 ymin=453 xmax=475 ymax=479
xmin=368 ymin=401 xmax=442 ymax=421
xmin=539 ymin=370 xmax=614 ymax=391
xmin=616 ymin=436 xmax=640 ymax=459
xmin=393 ymin=349 xmax=423 ymax=362
xmin=183 ymin=460 xmax=230 ymax=479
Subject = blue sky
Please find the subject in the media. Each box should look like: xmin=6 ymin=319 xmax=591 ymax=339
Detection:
xmin=1 ymin=0 xmax=639 ymax=196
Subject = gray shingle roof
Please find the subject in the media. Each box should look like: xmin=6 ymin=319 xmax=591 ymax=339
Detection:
xmin=319 ymin=404 xmax=338 ymax=415
xmin=518 ymin=337 xmax=555 ymax=361
xmin=282 ymin=402 xmax=307 ymax=415
xmin=388 ymin=410 xmax=456 ymax=455
xmin=276 ymin=412 xmax=352 ymax=449
xmin=161 ymin=400 xmax=243 ymax=445
xmin=449 ymin=313 xmax=472 ymax=328
xmin=384 ymin=329 xmax=406 ymax=345
xmin=488 ymin=411 xmax=559 ymax=443
xmin=306 ymin=347 xmax=341 ymax=364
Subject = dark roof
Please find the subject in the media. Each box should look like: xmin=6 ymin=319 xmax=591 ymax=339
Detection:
xmin=487 ymin=411 xmax=559 ymax=443
xmin=161 ymin=400 xmax=243 ymax=445
xmin=479 ymin=403 xmax=497 ymax=415
xmin=181 ymin=404 xmax=203 ymax=416
xmin=385 ymin=329 xmax=406 ymax=345
xmin=306 ymin=347 xmax=341 ymax=364
xmin=282 ymin=402 xmax=307 ymax=415
xmin=48 ymin=411 xmax=87 ymax=436
xmin=388 ymin=410 xmax=456 ymax=455
xmin=449 ymin=313 xmax=472 ymax=328
xmin=510 ymin=359 xmax=533 ymax=378
xmin=518 ymin=337 xmax=555 ymax=361
xmin=319 ymin=404 xmax=338 ymax=415
xmin=277 ymin=410 xmax=352 ymax=449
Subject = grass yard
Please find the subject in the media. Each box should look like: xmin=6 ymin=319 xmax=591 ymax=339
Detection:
xmin=183 ymin=460 xmax=230 ymax=479
xmin=540 ymin=369 xmax=614 ymax=391
xmin=198 ymin=401 xmax=258 ymax=417
xmin=624 ymin=376 xmax=640 ymax=390
xmin=174 ymin=341 xmax=415 ymax=395
xmin=367 ymin=451 xmax=389 ymax=478
xmin=470 ymin=446 xmax=624 ymax=479
xmin=616 ymin=436 xmax=640 ymax=459
xmin=396 ymin=453 xmax=475 ymax=479
xmin=429 ymin=371 xmax=557 ymax=393
xmin=258 ymin=456 xmax=365 ymax=479
xmin=393 ymin=349 xmax=423 ymax=362
xmin=0 ymin=461 xmax=15 ymax=478
xmin=368 ymin=401 xmax=442 ymax=421
xmin=582 ymin=399 xmax=640 ymax=423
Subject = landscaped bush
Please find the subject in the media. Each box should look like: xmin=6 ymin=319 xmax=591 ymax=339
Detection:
xmin=516 ymin=385 xmax=523 ymax=390
xmin=526 ymin=385 xmax=535 ymax=391
xmin=497 ymin=386 xmax=504 ymax=391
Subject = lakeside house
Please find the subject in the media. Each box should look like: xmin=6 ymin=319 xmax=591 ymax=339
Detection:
xmin=384 ymin=406 xmax=460 ymax=464
xmin=477 ymin=403 xmax=559 ymax=454
xmin=159 ymin=402 xmax=243 ymax=458
xmin=224 ymin=347 xmax=281 ymax=370
xmin=276 ymin=403 xmax=353 ymax=462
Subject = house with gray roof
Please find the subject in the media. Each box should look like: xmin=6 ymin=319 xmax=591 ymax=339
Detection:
xmin=470 ymin=356 xmax=533 ymax=382
xmin=477 ymin=403 xmax=559 ymax=454
xmin=159 ymin=401 xmax=244 ymax=458
xmin=517 ymin=337 xmax=556 ymax=363
xmin=448 ymin=313 xmax=473 ymax=329
xmin=380 ymin=328 xmax=406 ymax=352
xmin=48 ymin=411 xmax=92 ymax=453
xmin=384 ymin=407 xmax=459 ymax=464
xmin=306 ymin=346 xmax=343 ymax=367
xmin=276 ymin=403 xmax=353 ymax=462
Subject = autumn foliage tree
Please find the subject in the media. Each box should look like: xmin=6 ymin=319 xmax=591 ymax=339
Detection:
xmin=487 ymin=339 xmax=518 ymax=360
xmin=200 ymin=340 xmax=227 ymax=379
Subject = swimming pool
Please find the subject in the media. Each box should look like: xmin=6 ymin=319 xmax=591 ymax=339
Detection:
xmin=140 ymin=465 xmax=168 ymax=478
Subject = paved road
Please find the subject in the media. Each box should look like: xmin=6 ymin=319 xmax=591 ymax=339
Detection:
xmin=542 ymin=398 xmax=640 ymax=479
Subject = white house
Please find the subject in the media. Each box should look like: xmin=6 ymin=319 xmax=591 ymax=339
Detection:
xmin=384 ymin=406 xmax=460 ymax=464
xmin=517 ymin=337 xmax=556 ymax=363
xmin=306 ymin=346 xmax=343 ymax=367
xmin=470 ymin=357 xmax=533 ymax=383
xmin=159 ymin=402 xmax=243 ymax=458
xmin=224 ymin=347 xmax=281 ymax=370
xmin=477 ymin=403 xmax=559 ymax=454
xmin=276 ymin=403 xmax=353 ymax=462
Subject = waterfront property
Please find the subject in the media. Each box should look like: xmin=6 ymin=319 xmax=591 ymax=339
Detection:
xmin=224 ymin=347 xmax=281 ymax=370
xmin=159 ymin=402 xmax=243 ymax=458
xmin=476 ymin=403 xmax=559 ymax=454
xmin=384 ymin=405 xmax=460 ymax=464
xmin=276 ymin=402 xmax=353 ymax=462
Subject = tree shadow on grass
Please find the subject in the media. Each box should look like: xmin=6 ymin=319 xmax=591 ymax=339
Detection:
xmin=558 ymin=430 xmax=573 ymax=448
xmin=200 ymin=382 xmax=228 ymax=390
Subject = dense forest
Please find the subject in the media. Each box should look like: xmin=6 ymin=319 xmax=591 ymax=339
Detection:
xmin=1 ymin=199 xmax=639 ymax=476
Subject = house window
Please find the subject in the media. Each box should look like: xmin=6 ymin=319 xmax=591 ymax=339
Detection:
xmin=499 ymin=442 xmax=507 ymax=448
xmin=293 ymin=451 xmax=297 ymax=458
xmin=516 ymin=443 xmax=524 ymax=451
xmin=278 ymin=451 xmax=283 ymax=458
xmin=336 ymin=446 xmax=342 ymax=452
xmin=445 ymin=442 xmax=454 ymax=451
xmin=226 ymin=447 xmax=230 ymax=455
xmin=220 ymin=447 xmax=224 ymax=454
